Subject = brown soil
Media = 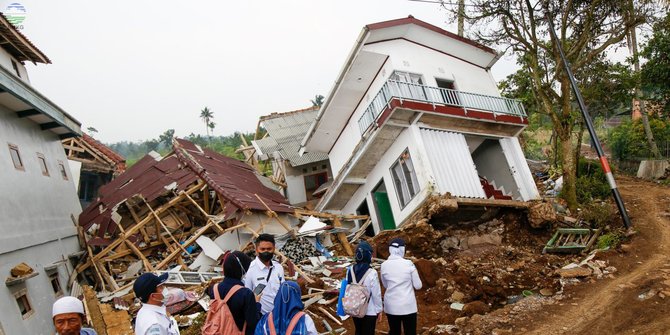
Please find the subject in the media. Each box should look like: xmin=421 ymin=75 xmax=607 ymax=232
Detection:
xmin=453 ymin=176 xmax=670 ymax=334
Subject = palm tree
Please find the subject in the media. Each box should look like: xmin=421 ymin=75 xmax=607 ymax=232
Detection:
xmin=199 ymin=107 xmax=214 ymax=137
xmin=208 ymin=121 xmax=216 ymax=136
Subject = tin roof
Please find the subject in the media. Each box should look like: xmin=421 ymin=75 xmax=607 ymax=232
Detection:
xmin=255 ymin=106 xmax=329 ymax=167
xmin=79 ymin=139 xmax=292 ymax=238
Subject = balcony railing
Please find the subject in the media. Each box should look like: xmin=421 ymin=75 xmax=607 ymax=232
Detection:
xmin=357 ymin=80 xmax=527 ymax=134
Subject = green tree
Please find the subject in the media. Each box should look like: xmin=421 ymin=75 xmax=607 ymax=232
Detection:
xmin=641 ymin=12 xmax=670 ymax=116
xmin=159 ymin=129 xmax=175 ymax=147
xmin=443 ymin=0 xmax=657 ymax=209
xmin=199 ymin=107 xmax=214 ymax=137
xmin=311 ymin=95 xmax=325 ymax=107
xmin=86 ymin=126 xmax=98 ymax=135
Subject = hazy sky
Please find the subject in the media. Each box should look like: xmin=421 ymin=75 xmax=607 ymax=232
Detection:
xmin=9 ymin=0 xmax=519 ymax=143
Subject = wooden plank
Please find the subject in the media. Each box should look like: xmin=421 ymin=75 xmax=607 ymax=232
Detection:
xmin=143 ymin=197 xmax=190 ymax=256
xmin=455 ymin=197 xmax=530 ymax=209
xmin=254 ymin=194 xmax=294 ymax=235
xmin=155 ymin=221 xmax=215 ymax=270
xmin=183 ymin=192 xmax=225 ymax=234
xmin=333 ymin=217 xmax=354 ymax=256
xmin=115 ymin=222 xmax=154 ymax=271
xmin=76 ymin=181 xmax=205 ymax=273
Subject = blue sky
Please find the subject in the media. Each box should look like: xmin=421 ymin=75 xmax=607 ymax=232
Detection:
xmin=9 ymin=0 xmax=521 ymax=143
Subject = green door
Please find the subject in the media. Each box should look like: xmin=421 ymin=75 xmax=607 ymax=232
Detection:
xmin=374 ymin=192 xmax=396 ymax=230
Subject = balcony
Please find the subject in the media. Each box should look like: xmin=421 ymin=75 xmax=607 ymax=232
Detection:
xmin=358 ymin=80 xmax=526 ymax=134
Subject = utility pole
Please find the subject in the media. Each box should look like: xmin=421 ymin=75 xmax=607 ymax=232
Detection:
xmin=544 ymin=6 xmax=633 ymax=229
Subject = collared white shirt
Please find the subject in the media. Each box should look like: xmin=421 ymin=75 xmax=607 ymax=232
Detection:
xmin=380 ymin=255 xmax=422 ymax=315
xmin=134 ymin=304 xmax=180 ymax=335
xmin=244 ymin=257 xmax=285 ymax=314
xmin=348 ymin=268 xmax=383 ymax=316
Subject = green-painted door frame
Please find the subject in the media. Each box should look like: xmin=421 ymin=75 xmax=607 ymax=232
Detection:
xmin=374 ymin=191 xmax=396 ymax=230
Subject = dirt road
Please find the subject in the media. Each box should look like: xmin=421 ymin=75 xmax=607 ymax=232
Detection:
xmin=512 ymin=176 xmax=670 ymax=334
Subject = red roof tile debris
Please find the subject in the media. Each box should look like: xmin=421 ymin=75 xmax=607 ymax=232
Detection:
xmin=79 ymin=139 xmax=292 ymax=239
xmin=82 ymin=134 xmax=127 ymax=173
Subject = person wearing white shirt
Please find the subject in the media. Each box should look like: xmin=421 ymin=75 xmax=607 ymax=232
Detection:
xmin=347 ymin=241 xmax=383 ymax=335
xmin=244 ymin=233 xmax=285 ymax=315
xmin=380 ymin=238 xmax=422 ymax=335
xmin=133 ymin=273 xmax=180 ymax=335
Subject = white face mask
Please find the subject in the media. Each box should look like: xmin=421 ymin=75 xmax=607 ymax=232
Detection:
xmin=160 ymin=287 xmax=170 ymax=305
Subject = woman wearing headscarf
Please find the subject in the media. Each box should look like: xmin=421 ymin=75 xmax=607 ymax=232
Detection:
xmin=254 ymin=281 xmax=318 ymax=335
xmin=380 ymin=238 xmax=422 ymax=335
xmin=347 ymin=241 xmax=383 ymax=335
xmin=206 ymin=251 xmax=261 ymax=335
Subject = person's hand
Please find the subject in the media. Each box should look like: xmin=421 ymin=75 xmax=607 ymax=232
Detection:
xmin=255 ymin=293 xmax=262 ymax=303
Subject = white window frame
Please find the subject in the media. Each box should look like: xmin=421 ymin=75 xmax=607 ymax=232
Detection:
xmin=390 ymin=149 xmax=420 ymax=209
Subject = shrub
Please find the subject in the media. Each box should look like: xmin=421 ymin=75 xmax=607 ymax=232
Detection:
xmin=575 ymin=158 xmax=611 ymax=203
xmin=596 ymin=231 xmax=622 ymax=249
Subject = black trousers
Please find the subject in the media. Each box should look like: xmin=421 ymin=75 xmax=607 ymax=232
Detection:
xmin=387 ymin=313 xmax=417 ymax=335
xmin=353 ymin=315 xmax=377 ymax=335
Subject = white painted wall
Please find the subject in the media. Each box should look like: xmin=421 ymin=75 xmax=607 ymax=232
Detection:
xmin=0 ymin=107 xmax=82 ymax=334
xmin=341 ymin=124 xmax=433 ymax=232
xmin=364 ymin=39 xmax=500 ymax=96
xmin=284 ymin=161 xmax=331 ymax=205
xmin=329 ymin=39 xmax=501 ymax=180
xmin=0 ymin=47 xmax=29 ymax=83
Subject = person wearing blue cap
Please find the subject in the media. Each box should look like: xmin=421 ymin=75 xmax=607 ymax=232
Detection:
xmin=133 ymin=272 xmax=180 ymax=335
xmin=348 ymin=241 xmax=383 ymax=335
xmin=380 ymin=238 xmax=422 ymax=335
xmin=254 ymin=281 xmax=318 ymax=335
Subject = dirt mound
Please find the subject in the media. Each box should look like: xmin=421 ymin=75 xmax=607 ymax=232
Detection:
xmin=371 ymin=219 xmax=444 ymax=259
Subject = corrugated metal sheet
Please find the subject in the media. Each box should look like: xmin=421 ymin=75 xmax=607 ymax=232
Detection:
xmin=499 ymin=137 xmax=540 ymax=201
xmin=259 ymin=108 xmax=329 ymax=167
xmin=420 ymin=128 xmax=486 ymax=198
xmin=79 ymin=139 xmax=293 ymax=239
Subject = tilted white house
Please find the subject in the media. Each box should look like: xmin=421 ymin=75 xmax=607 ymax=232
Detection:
xmin=301 ymin=16 xmax=539 ymax=234
xmin=0 ymin=14 xmax=83 ymax=334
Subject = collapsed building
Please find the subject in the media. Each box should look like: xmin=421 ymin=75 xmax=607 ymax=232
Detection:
xmin=299 ymin=16 xmax=541 ymax=234
xmin=251 ymin=106 xmax=332 ymax=207
xmin=63 ymin=134 xmax=127 ymax=208
xmin=76 ymin=138 xmax=297 ymax=291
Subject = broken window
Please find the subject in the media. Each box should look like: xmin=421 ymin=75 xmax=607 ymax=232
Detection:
xmin=304 ymin=172 xmax=328 ymax=201
xmin=390 ymin=71 xmax=427 ymax=101
xmin=8 ymin=144 xmax=24 ymax=170
xmin=391 ymin=149 xmax=420 ymax=208
xmin=14 ymin=289 xmax=33 ymax=319
xmin=49 ymin=272 xmax=63 ymax=297
xmin=37 ymin=153 xmax=49 ymax=176
xmin=58 ymin=161 xmax=68 ymax=180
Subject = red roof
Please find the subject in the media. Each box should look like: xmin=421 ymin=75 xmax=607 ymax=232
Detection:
xmin=366 ymin=16 xmax=497 ymax=56
xmin=82 ymin=134 xmax=127 ymax=172
xmin=79 ymin=139 xmax=292 ymax=239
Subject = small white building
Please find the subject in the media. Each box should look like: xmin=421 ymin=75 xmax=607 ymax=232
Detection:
xmin=300 ymin=16 xmax=539 ymax=234
xmin=0 ymin=14 xmax=83 ymax=335
xmin=252 ymin=107 xmax=332 ymax=206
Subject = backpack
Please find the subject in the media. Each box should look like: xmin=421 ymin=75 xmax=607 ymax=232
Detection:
xmin=202 ymin=284 xmax=245 ymax=335
xmin=266 ymin=311 xmax=305 ymax=335
xmin=341 ymin=268 xmax=372 ymax=318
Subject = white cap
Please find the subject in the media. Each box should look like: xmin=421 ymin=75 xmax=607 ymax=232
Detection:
xmin=52 ymin=296 xmax=85 ymax=317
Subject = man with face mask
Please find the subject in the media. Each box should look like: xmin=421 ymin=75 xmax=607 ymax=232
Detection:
xmin=133 ymin=273 xmax=180 ymax=335
xmin=244 ymin=233 xmax=285 ymax=315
